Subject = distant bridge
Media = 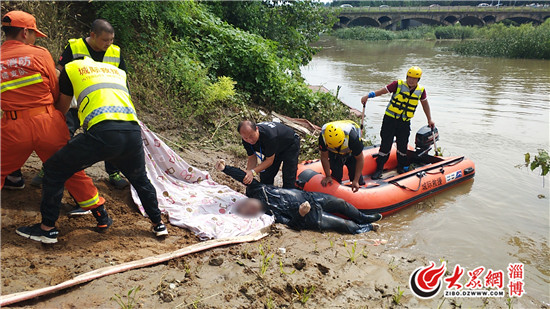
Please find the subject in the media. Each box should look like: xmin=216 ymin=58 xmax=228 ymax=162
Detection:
xmin=336 ymin=6 xmax=550 ymax=29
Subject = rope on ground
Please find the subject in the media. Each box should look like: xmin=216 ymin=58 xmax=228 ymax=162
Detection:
xmin=0 ymin=228 xmax=270 ymax=306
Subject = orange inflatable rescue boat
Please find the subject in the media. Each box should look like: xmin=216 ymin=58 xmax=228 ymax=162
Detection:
xmin=296 ymin=126 xmax=475 ymax=216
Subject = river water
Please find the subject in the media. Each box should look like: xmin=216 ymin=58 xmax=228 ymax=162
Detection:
xmin=302 ymin=37 xmax=550 ymax=301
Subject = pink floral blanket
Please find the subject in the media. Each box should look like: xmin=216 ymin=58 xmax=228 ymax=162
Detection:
xmin=131 ymin=123 xmax=274 ymax=240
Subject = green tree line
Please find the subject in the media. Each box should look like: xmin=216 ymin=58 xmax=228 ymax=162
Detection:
xmin=332 ymin=20 xmax=550 ymax=59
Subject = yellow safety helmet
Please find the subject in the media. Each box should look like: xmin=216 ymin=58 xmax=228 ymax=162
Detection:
xmin=324 ymin=124 xmax=345 ymax=148
xmin=407 ymin=66 xmax=422 ymax=79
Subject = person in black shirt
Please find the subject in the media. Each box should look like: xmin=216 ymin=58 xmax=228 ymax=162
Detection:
xmin=216 ymin=160 xmax=382 ymax=234
xmin=30 ymin=19 xmax=129 ymax=192
xmin=319 ymin=121 xmax=365 ymax=192
xmin=238 ymin=120 xmax=300 ymax=189
xmin=58 ymin=19 xmax=126 ymax=136
xmin=57 ymin=24 xmax=127 ymax=72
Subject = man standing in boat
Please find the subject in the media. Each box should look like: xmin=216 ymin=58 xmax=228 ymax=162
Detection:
xmin=318 ymin=120 xmax=365 ymax=192
xmin=238 ymin=120 xmax=300 ymax=189
xmin=361 ymin=66 xmax=435 ymax=180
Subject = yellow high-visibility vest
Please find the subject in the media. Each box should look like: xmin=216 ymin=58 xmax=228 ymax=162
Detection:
xmin=385 ymin=80 xmax=424 ymax=121
xmin=321 ymin=120 xmax=361 ymax=155
xmin=65 ymin=57 xmax=138 ymax=130
xmin=68 ymin=38 xmax=121 ymax=67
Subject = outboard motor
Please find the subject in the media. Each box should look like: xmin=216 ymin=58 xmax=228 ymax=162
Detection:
xmin=415 ymin=126 xmax=439 ymax=156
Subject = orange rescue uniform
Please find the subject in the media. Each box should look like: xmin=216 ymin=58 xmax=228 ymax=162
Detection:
xmin=1 ymin=40 xmax=103 ymax=209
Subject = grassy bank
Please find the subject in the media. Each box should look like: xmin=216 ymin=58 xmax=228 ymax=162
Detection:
xmin=333 ymin=21 xmax=550 ymax=59
xmin=453 ymin=20 xmax=550 ymax=59
xmin=333 ymin=25 xmax=476 ymax=41
xmin=2 ymin=1 xmax=352 ymax=149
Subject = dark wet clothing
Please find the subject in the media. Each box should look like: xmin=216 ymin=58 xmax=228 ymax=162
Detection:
xmin=222 ymin=165 xmax=377 ymax=234
xmin=319 ymin=128 xmax=365 ymax=184
xmin=242 ymin=122 xmax=300 ymax=189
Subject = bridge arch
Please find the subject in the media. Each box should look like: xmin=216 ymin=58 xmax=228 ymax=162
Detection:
xmin=459 ymin=16 xmax=484 ymax=26
xmin=339 ymin=16 xmax=351 ymax=25
xmin=444 ymin=15 xmax=459 ymax=24
xmin=499 ymin=16 xmax=542 ymax=25
xmin=390 ymin=17 xmax=444 ymax=29
xmin=337 ymin=9 xmax=549 ymax=29
xmin=348 ymin=17 xmax=380 ymax=27
xmin=378 ymin=16 xmax=392 ymax=24
xmin=483 ymin=15 xmax=496 ymax=24
xmin=408 ymin=18 xmax=444 ymax=26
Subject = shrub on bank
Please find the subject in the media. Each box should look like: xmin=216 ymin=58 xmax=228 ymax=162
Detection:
xmin=434 ymin=26 xmax=475 ymax=39
xmin=453 ymin=20 xmax=550 ymax=59
xmin=333 ymin=25 xmax=477 ymax=41
xmin=333 ymin=21 xmax=549 ymax=59
xmin=397 ymin=25 xmax=436 ymax=40
xmin=333 ymin=27 xmax=396 ymax=41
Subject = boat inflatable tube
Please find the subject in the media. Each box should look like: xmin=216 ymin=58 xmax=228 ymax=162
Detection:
xmin=297 ymin=144 xmax=475 ymax=216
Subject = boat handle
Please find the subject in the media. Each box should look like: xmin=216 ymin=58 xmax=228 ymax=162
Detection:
xmin=390 ymin=172 xmax=425 ymax=192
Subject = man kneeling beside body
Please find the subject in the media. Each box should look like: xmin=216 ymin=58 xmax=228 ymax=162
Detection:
xmin=216 ymin=160 xmax=382 ymax=234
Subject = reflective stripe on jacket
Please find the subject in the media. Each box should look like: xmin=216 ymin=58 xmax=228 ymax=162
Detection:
xmin=65 ymin=57 xmax=138 ymax=130
xmin=68 ymin=38 xmax=121 ymax=67
xmin=385 ymin=80 xmax=424 ymax=121
xmin=321 ymin=120 xmax=360 ymax=155
xmin=1 ymin=73 xmax=43 ymax=93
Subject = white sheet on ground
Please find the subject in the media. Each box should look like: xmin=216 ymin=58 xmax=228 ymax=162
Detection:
xmin=131 ymin=122 xmax=274 ymax=240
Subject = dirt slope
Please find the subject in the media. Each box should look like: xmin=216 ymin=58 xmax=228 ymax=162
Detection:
xmin=1 ymin=150 xmax=543 ymax=309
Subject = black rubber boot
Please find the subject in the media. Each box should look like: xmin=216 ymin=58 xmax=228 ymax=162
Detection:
xmin=359 ymin=213 xmax=383 ymax=224
xmin=91 ymin=205 xmax=113 ymax=232
xmin=371 ymin=169 xmax=383 ymax=180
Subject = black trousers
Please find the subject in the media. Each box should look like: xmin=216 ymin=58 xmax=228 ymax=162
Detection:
xmin=376 ymin=115 xmax=411 ymax=169
xmin=260 ymin=135 xmax=300 ymax=189
xmin=66 ymin=108 xmax=119 ymax=175
xmin=317 ymin=195 xmax=372 ymax=234
xmin=328 ymin=152 xmax=365 ymax=185
xmin=41 ymin=121 xmax=162 ymax=227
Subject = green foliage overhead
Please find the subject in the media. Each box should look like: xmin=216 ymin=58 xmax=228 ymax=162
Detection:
xmin=94 ymin=1 xmax=350 ymax=128
xmin=206 ymin=1 xmax=337 ymax=66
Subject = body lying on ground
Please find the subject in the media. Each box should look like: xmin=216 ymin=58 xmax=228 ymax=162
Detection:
xmin=215 ymin=160 xmax=382 ymax=234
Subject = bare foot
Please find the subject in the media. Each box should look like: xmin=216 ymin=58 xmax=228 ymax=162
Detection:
xmin=215 ymin=159 xmax=226 ymax=171
xmin=372 ymin=223 xmax=381 ymax=232
xmin=299 ymin=201 xmax=311 ymax=217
